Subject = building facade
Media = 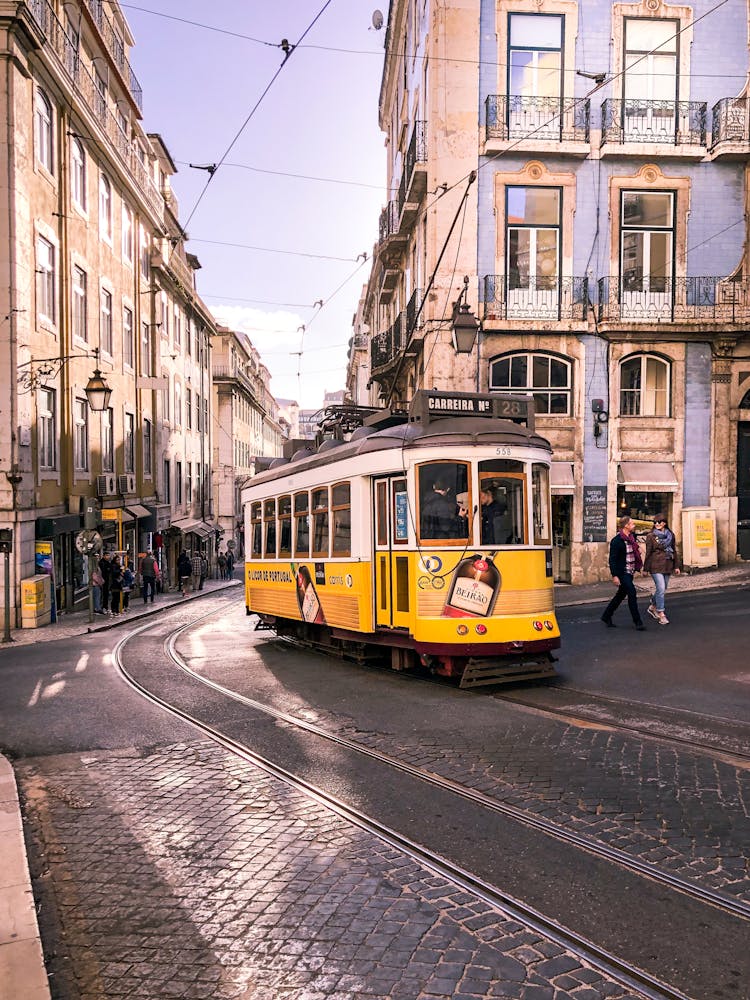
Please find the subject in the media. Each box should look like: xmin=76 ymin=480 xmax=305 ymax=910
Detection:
xmin=354 ymin=0 xmax=750 ymax=582
xmin=0 ymin=0 xmax=218 ymax=621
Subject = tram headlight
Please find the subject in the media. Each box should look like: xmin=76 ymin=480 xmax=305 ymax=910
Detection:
xmin=544 ymin=620 xmax=554 ymax=631
xmin=456 ymin=624 xmax=469 ymax=636
xmin=475 ymin=623 xmax=487 ymax=635
xmin=533 ymin=620 xmax=543 ymax=631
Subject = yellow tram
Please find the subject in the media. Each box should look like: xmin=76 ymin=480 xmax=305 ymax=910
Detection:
xmin=242 ymin=391 xmax=560 ymax=687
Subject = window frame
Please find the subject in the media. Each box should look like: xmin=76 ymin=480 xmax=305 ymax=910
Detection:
xmin=619 ymin=353 xmax=671 ymax=416
xmin=331 ymin=481 xmax=352 ymax=557
xmin=36 ymin=235 xmax=56 ymax=326
xmin=251 ymin=502 xmax=262 ymax=558
xmin=311 ymin=488 xmax=330 ymax=558
xmin=35 ymin=88 xmax=54 ymax=175
xmin=294 ymin=491 xmax=310 ymax=558
xmin=73 ymin=396 xmax=89 ymax=472
xmin=124 ymin=411 xmax=135 ymax=473
xmin=263 ymin=498 xmax=277 ymax=558
xmin=123 ymin=304 xmax=134 ymax=369
xmin=417 ymin=461 xmax=471 ymax=545
xmin=278 ymin=495 xmax=292 ymax=558
xmin=489 ymin=351 xmax=572 ymax=416
xmin=121 ymin=202 xmax=134 ymax=264
xmin=505 ymin=185 xmax=562 ymax=293
xmin=99 ymin=174 xmax=112 ymax=242
xmin=102 ymin=406 xmax=114 ymax=472
xmin=72 ymin=264 xmax=87 ymax=342
xmin=99 ymin=286 xmax=113 ymax=356
xmin=38 ymin=386 xmax=57 ymax=471
xmin=143 ymin=417 xmax=152 ymax=477
xmin=70 ymin=136 xmax=86 ymax=209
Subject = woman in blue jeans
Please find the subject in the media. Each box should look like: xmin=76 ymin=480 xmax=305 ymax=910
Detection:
xmin=644 ymin=514 xmax=681 ymax=625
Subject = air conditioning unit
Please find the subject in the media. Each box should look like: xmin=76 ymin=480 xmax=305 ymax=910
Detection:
xmin=118 ymin=474 xmax=136 ymax=495
xmin=96 ymin=474 xmax=117 ymax=497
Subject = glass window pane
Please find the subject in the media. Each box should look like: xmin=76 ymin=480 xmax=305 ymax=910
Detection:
xmin=507 ymin=187 xmax=560 ymax=225
xmin=491 ymin=357 xmax=510 ymax=387
xmin=418 ymin=462 xmax=470 ymax=542
xmin=508 ymin=229 xmax=529 ymax=287
xmin=510 ymin=13 xmax=561 ymax=48
xmin=478 ymin=468 xmax=526 ymax=545
xmin=532 ymin=464 xmax=551 ymax=545
xmin=626 ymin=18 xmax=677 ymax=53
xmin=549 ymin=358 xmax=568 ymax=387
xmin=509 ymin=355 xmax=528 ymax=388
xmin=532 ymin=355 xmax=550 ymax=387
xmin=622 ymin=192 xmax=672 ymax=227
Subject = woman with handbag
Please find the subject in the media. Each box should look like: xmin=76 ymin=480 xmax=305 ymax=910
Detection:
xmin=644 ymin=514 xmax=681 ymax=625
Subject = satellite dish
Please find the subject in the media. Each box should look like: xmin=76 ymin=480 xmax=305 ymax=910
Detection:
xmin=371 ymin=9 xmax=383 ymax=30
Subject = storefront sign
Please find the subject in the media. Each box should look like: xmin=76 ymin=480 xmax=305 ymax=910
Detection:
xmin=583 ymin=486 xmax=608 ymax=542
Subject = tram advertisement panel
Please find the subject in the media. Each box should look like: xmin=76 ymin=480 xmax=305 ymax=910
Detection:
xmin=246 ymin=560 xmax=372 ymax=631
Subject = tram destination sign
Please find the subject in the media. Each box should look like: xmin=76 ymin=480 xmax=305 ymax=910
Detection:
xmin=410 ymin=391 xmax=533 ymax=429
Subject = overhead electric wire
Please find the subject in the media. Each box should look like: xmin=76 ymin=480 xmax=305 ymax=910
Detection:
xmin=175 ymin=159 xmax=385 ymax=191
xmin=189 ymin=237 xmax=358 ymax=263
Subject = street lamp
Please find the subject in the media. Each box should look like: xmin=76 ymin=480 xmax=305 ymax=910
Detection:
xmin=83 ymin=357 xmax=112 ymax=411
xmin=451 ymin=275 xmax=480 ymax=354
xmin=18 ymin=347 xmax=112 ymax=409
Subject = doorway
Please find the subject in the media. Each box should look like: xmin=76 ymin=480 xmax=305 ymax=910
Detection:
xmin=552 ymin=495 xmax=572 ymax=582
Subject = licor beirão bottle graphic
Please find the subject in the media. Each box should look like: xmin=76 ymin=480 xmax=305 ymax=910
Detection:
xmin=294 ymin=564 xmax=326 ymax=624
xmin=443 ymin=553 xmax=501 ymax=618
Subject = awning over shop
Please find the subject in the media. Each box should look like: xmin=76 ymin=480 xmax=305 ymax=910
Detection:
xmin=126 ymin=505 xmax=153 ymax=519
xmin=36 ymin=514 xmax=81 ymax=537
xmin=171 ymin=517 xmax=200 ymax=533
xmin=191 ymin=522 xmax=215 ymax=539
xmin=617 ymin=462 xmax=678 ymax=491
xmin=120 ymin=509 xmax=135 ymax=522
xmin=550 ymin=462 xmax=575 ymax=494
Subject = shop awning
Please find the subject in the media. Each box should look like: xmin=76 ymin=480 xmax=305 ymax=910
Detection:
xmin=120 ymin=509 xmax=135 ymax=522
xmin=36 ymin=514 xmax=82 ymax=537
xmin=617 ymin=462 xmax=678 ymax=490
xmin=171 ymin=517 xmax=200 ymax=533
xmin=126 ymin=505 xmax=153 ymax=519
xmin=191 ymin=521 xmax=216 ymax=539
xmin=550 ymin=462 xmax=575 ymax=494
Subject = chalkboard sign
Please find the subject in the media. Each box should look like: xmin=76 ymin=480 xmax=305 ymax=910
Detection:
xmin=583 ymin=485 xmax=608 ymax=542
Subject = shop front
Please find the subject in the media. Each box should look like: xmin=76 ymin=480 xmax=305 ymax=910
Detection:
xmin=616 ymin=462 xmax=679 ymax=537
xmin=35 ymin=513 xmax=84 ymax=613
xmin=550 ymin=462 xmax=575 ymax=583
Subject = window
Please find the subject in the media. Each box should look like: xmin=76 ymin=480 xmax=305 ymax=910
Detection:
xmin=507 ymin=13 xmax=562 ymax=137
xmin=623 ymin=18 xmax=678 ymax=140
xmin=418 ymin=462 xmax=470 ymax=543
xmin=143 ymin=418 xmax=152 ymax=476
xmin=278 ymin=495 xmax=292 ymax=557
xmin=621 ymin=190 xmax=674 ymax=298
xmin=94 ymin=71 xmax=106 ymax=120
xmin=37 ymin=235 xmax=55 ymax=324
xmin=185 ymin=387 xmax=192 ymax=429
xmin=294 ymin=492 xmax=310 ymax=557
xmin=74 ymin=398 xmax=89 ymax=471
xmin=331 ymin=483 xmax=351 ymax=556
xmin=174 ymin=381 xmax=181 ymax=427
xmin=176 ymin=460 xmax=183 ymax=504
xmin=251 ymin=502 xmax=262 ymax=557
xmin=71 ymin=137 xmax=86 ymax=208
xmin=124 ymin=412 xmax=135 ymax=472
xmin=139 ymin=224 xmax=150 ymax=279
xmin=160 ymin=291 xmax=169 ymax=338
xmin=479 ymin=461 xmax=527 ymax=545
xmin=532 ymin=464 xmax=551 ymax=545
xmin=141 ymin=321 xmax=152 ymax=376
xmin=72 ymin=265 xmax=87 ymax=341
xmin=620 ymin=354 xmax=670 ymax=416
xmin=163 ymin=458 xmax=171 ymax=504
xmin=489 ymin=352 xmax=571 ymax=415
xmin=186 ymin=463 xmax=192 ymax=502
xmin=506 ymin=187 xmax=560 ymax=309
xmin=35 ymin=88 xmax=54 ymax=174
xmin=121 ymin=203 xmax=133 ymax=262
xmin=100 ymin=288 xmax=113 ymax=355
xmin=123 ymin=306 xmax=134 ymax=368
xmin=99 ymin=174 xmax=112 ymax=240
xmin=173 ymin=305 xmax=182 ymax=348
xmin=102 ymin=407 xmax=114 ymax=471
xmin=312 ymin=489 xmax=330 ymax=557
xmin=264 ymin=499 xmax=277 ymax=558
xmin=38 ymin=387 xmax=56 ymax=470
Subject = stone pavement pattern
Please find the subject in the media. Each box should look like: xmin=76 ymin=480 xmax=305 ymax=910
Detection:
xmin=17 ymin=742 xmax=644 ymax=1000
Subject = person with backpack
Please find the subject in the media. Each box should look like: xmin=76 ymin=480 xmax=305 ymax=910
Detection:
xmin=218 ymin=551 xmax=227 ymax=580
xmin=177 ymin=550 xmax=192 ymax=597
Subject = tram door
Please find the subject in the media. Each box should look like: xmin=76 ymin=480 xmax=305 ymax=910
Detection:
xmin=373 ymin=476 xmax=411 ymax=630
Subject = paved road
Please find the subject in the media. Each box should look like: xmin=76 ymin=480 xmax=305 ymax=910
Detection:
xmin=2 ymin=590 xmax=749 ymax=999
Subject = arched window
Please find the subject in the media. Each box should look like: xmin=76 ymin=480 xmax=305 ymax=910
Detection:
xmin=99 ymin=174 xmax=112 ymax=240
xmin=739 ymin=389 xmax=750 ymax=409
xmin=489 ymin=351 xmax=572 ymax=415
xmin=71 ymin=137 xmax=86 ymax=209
xmin=619 ymin=354 xmax=670 ymax=416
xmin=35 ymin=88 xmax=54 ymax=174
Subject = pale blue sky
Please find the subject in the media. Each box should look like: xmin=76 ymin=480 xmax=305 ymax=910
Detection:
xmin=125 ymin=1 xmax=387 ymax=407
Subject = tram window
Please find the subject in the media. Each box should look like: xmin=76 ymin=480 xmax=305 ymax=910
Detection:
xmin=331 ymin=482 xmax=351 ymax=556
xmin=312 ymin=487 xmax=329 ymax=557
xmin=532 ymin=464 xmax=551 ymax=545
xmin=479 ymin=461 xmax=526 ymax=545
xmin=250 ymin=502 xmax=262 ymax=558
xmin=278 ymin=495 xmax=292 ymax=557
xmin=417 ymin=462 xmax=470 ymax=544
xmin=264 ymin=499 xmax=277 ymax=558
xmin=294 ymin=492 xmax=310 ymax=557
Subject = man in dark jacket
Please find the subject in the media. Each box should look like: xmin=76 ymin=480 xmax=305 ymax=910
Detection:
xmin=601 ymin=515 xmax=646 ymax=630
xmin=139 ymin=550 xmax=157 ymax=604
xmin=98 ymin=552 xmax=112 ymax=611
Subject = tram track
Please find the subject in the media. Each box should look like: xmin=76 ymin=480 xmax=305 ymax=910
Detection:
xmin=113 ymin=609 xmax=698 ymax=1000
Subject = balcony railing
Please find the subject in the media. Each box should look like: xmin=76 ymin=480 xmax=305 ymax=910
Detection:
xmin=83 ymin=0 xmax=143 ymax=110
xmin=485 ymin=95 xmax=590 ymax=143
xmin=397 ymin=121 xmax=427 ymax=216
xmin=371 ymin=312 xmax=408 ymax=371
xmin=405 ymin=287 xmax=424 ymax=334
xmin=711 ymin=97 xmax=750 ymax=149
xmin=601 ymin=99 xmax=707 ymax=146
xmin=378 ymin=201 xmax=400 ymax=244
xmin=483 ymin=276 xmax=589 ymax=322
xmin=597 ymin=276 xmax=749 ymax=323
xmin=28 ymin=0 xmax=162 ymax=220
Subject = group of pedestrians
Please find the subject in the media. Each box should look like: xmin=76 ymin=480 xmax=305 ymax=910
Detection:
xmin=601 ymin=514 xmax=680 ymax=630
xmin=92 ymin=550 xmax=160 ymax=616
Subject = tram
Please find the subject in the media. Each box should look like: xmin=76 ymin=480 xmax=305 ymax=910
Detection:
xmin=242 ymin=391 xmax=560 ymax=688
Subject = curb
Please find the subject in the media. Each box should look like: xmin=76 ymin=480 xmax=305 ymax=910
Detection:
xmin=0 ymin=757 xmax=50 ymax=999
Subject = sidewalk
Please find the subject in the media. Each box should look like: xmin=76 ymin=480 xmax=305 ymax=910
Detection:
xmin=555 ymin=560 xmax=750 ymax=608
xmin=0 ymin=574 xmax=243 ymax=648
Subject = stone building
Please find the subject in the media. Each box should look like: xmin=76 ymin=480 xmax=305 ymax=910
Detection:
xmin=212 ymin=327 xmax=284 ymax=558
xmin=353 ymin=0 xmax=750 ymax=582
xmin=0 ymin=0 xmax=218 ymax=620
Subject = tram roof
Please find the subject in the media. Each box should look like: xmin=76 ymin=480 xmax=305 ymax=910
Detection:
xmin=248 ymin=415 xmax=552 ymax=490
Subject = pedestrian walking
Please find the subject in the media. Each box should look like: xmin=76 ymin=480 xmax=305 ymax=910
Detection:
xmin=139 ymin=550 xmax=157 ymax=604
xmin=601 ymin=515 xmax=646 ymax=631
xmin=199 ymin=552 xmax=208 ymax=590
xmin=225 ymin=549 xmax=234 ymax=579
xmin=121 ymin=563 xmax=134 ymax=612
xmin=109 ymin=556 xmax=123 ymax=616
xmin=644 ymin=514 xmax=681 ymax=625
xmin=92 ymin=565 xmax=105 ymax=614
xmin=177 ymin=550 xmax=192 ymax=597
xmin=191 ymin=550 xmax=203 ymax=593
xmin=98 ymin=552 xmax=112 ymax=611
xmin=218 ymin=551 xmax=227 ymax=580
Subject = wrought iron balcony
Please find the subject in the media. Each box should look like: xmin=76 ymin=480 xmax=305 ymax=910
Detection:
xmin=485 ymin=95 xmax=590 ymax=144
xmin=597 ymin=276 xmax=749 ymax=323
xmin=600 ymin=99 xmax=707 ymax=147
xmin=378 ymin=201 xmax=401 ymax=244
xmin=83 ymin=0 xmax=143 ymax=110
xmin=397 ymin=121 xmax=427 ymax=219
xmin=405 ymin=287 xmax=424 ymax=335
xmin=371 ymin=312 xmax=408 ymax=372
xmin=483 ymin=276 xmax=589 ymax=322
xmin=711 ymin=97 xmax=750 ymax=151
